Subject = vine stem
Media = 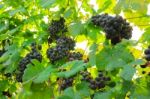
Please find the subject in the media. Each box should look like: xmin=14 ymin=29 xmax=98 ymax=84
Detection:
xmin=126 ymin=15 xmax=150 ymax=19
xmin=77 ymin=0 xmax=84 ymax=13
xmin=83 ymin=40 xmax=89 ymax=56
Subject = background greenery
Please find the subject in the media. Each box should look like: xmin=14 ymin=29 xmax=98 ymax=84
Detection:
xmin=0 ymin=0 xmax=150 ymax=99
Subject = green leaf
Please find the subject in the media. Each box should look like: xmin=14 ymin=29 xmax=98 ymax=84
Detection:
xmin=94 ymin=91 xmax=112 ymax=99
xmin=86 ymin=23 xmax=104 ymax=42
xmin=57 ymin=95 xmax=72 ymax=99
xmin=68 ymin=21 xmax=85 ymax=37
xmin=115 ymin=81 xmax=133 ymax=99
xmin=57 ymin=61 xmax=87 ymax=78
xmin=128 ymin=59 xmax=145 ymax=66
xmin=24 ymin=83 xmax=54 ymax=99
xmin=23 ymin=60 xmax=54 ymax=83
xmin=89 ymin=43 xmax=97 ymax=66
xmin=38 ymin=0 xmax=56 ymax=8
xmin=106 ymin=59 xmax=126 ymax=71
xmin=97 ymin=0 xmax=112 ymax=13
xmin=76 ymin=82 xmax=90 ymax=97
xmin=0 ymin=52 xmax=10 ymax=63
xmin=96 ymin=45 xmax=134 ymax=71
xmin=9 ymin=7 xmax=26 ymax=16
xmin=0 ymin=80 xmax=9 ymax=91
xmin=6 ymin=27 xmax=20 ymax=35
xmin=33 ymin=66 xmax=53 ymax=83
xmin=114 ymin=0 xmax=124 ymax=14
xmin=64 ymin=87 xmax=74 ymax=98
xmin=120 ymin=65 xmax=136 ymax=81
xmin=64 ymin=8 xmax=74 ymax=18
xmin=140 ymin=27 xmax=150 ymax=43
xmin=57 ymin=87 xmax=81 ymax=99
xmin=0 ymin=34 xmax=9 ymax=40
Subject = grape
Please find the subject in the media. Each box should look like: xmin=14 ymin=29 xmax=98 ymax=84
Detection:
xmin=59 ymin=77 xmax=74 ymax=90
xmin=16 ymin=43 xmax=42 ymax=82
xmin=48 ymin=17 xmax=67 ymax=41
xmin=56 ymin=36 xmax=75 ymax=50
xmin=145 ymin=54 xmax=150 ymax=61
xmin=47 ymin=36 xmax=75 ymax=63
xmin=142 ymin=71 xmax=146 ymax=74
xmin=91 ymin=14 xmax=132 ymax=45
xmin=140 ymin=64 xmax=147 ymax=68
xmin=47 ymin=45 xmax=69 ymax=63
xmin=81 ymin=70 xmax=112 ymax=90
xmin=110 ymin=36 xmax=121 ymax=45
xmin=144 ymin=48 xmax=150 ymax=55
xmin=68 ymin=52 xmax=83 ymax=61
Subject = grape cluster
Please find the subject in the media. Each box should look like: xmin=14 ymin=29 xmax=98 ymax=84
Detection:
xmin=47 ymin=37 xmax=75 ymax=63
xmin=67 ymin=52 xmax=83 ymax=61
xmin=80 ymin=70 xmax=114 ymax=90
xmin=91 ymin=14 xmax=132 ymax=44
xmin=56 ymin=36 xmax=75 ymax=50
xmin=59 ymin=77 xmax=74 ymax=90
xmin=140 ymin=47 xmax=150 ymax=68
xmin=48 ymin=17 xmax=67 ymax=43
xmin=144 ymin=46 xmax=150 ymax=61
xmin=16 ymin=43 xmax=42 ymax=82
xmin=57 ymin=69 xmax=75 ymax=90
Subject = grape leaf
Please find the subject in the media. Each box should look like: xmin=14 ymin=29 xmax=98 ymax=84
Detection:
xmin=68 ymin=21 xmax=85 ymax=37
xmin=38 ymin=0 xmax=56 ymax=8
xmin=23 ymin=60 xmax=54 ymax=83
xmin=57 ymin=60 xmax=87 ymax=78
xmin=76 ymin=82 xmax=90 ymax=97
xmin=120 ymin=65 xmax=136 ymax=81
xmin=89 ymin=43 xmax=97 ymax=66
xmin=94 ymin=90 xmax=112 ymax=99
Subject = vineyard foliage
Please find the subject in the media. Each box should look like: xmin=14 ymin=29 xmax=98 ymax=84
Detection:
xmin=0 ymin=0 xmax=150 ymax=99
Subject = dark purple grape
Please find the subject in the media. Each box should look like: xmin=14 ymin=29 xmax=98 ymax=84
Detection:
xmin=142 ymin=71 xmax=146 ymax=74
xmin=17 ymin=44 xmax=42 ymax=82
xmin=144 ymin=49 xmax=150 ymax=55
xmin=140 ymin=64 xmax=147 ymax=68
xmin=91 ymin=14 xmax=132 ymax=45
xmin=145 ymin=55 xmax=150 ymax=61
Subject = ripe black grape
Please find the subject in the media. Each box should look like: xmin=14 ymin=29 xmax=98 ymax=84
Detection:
xmin=17 ymin=43 xmax=42 ymax=82
xmin=144 ymin=49 xmax=150 ymax=55
xmin=144 ymin=47 xmax=150 ymax=61
xmin=56 ymin=36 xmax=75 ymax=50
xmin=48 ymin=17 xmax=67 ymax=42
xmin=59 ymin=77 xmax=74 ymax=90
xmin=47 ymin=36 xmax=75 ymax=63
xmin=91 ymin=14 xmax=132 ymax=45
xmin=68 ymin=52 xmax=83 ymax=61
xmin=140 ymin=64 xmax=147 ymax=68
xmin=80 ymin=70 xmax=112 ymax=90
xmin=145 ymin=54 xmax=150 ymax=61
xmin=47 ymin=45 xmax=69 ymax=63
